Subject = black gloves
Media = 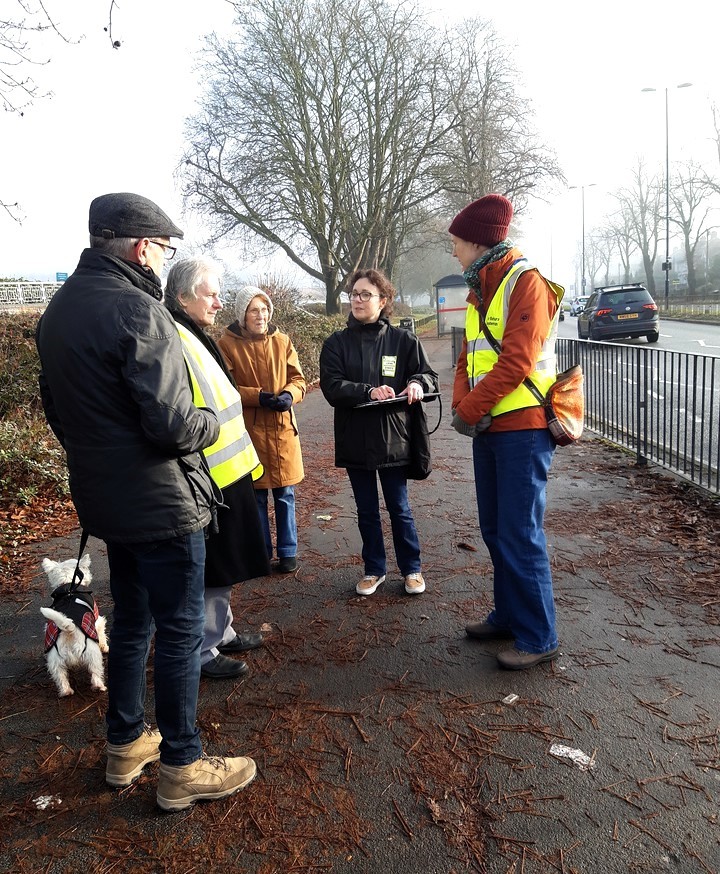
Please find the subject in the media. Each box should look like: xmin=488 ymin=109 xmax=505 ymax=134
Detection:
xmin=270 ymin=391 xmax=293 ymax=412
xmin=259 ymin=391 xmax=275 ymax=407
xmin=259 ymin=390 xmax=293 ymax=412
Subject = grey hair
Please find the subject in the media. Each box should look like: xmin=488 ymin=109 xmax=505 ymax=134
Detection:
xmin=164 ymin=256 xmax=223 ymax=313
xmin=89 ymin=235 xmax=139 ymax=259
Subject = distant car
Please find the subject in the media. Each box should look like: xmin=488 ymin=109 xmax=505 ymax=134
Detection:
xmin=577 ymin=284 xmax=659 ymax=343
xmin=569 ymin=296 xmax=590 ymax=316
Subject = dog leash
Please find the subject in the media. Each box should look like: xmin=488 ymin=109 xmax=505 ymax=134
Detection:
xmin=69 ymin=529 xmax=90 ymax=593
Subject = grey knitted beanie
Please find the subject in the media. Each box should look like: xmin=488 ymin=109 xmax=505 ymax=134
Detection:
xmin=234 ymin=285 xmax=274 ymax=325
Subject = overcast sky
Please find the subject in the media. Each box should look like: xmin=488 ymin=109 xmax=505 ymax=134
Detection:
xmin=2 ymin=0 xmax=718 ymax=289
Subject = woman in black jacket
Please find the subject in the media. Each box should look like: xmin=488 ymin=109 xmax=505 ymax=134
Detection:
xmin=320 ymin=268 xmax=439 ymax=597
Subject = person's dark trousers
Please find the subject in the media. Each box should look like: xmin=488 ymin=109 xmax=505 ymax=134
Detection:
xmin=471 ymin=428 xmax=558 ymax=654
xmin=346 ymin=466 xmax=421 ymax=577
xmin=105 ymin=530 xmax=206 ymax=766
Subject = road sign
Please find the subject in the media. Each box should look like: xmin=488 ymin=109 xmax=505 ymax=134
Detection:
xmin=56 ymin=272 xmax=68 ymax=282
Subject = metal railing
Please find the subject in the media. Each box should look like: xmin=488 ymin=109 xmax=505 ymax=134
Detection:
xmin=558 ymin=339 xmax=720 ymax=494
xmin=664 ymin=302 xmax=720 ymax=318
xmin=0 ymin=283 xmax=62 ymax=307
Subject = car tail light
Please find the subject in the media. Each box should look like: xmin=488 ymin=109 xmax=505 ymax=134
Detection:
xmin=643 ymin=303 xmax=658 ymax=311
xmin=595 ymin=308 xmax=612 ymax=317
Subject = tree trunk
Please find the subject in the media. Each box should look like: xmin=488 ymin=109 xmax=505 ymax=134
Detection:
xmin=324 ymin=273 xmax=341 ymax=315
xmin=642 ymin=252 xmax=656 ymax=296
xmin=685 ymin=237 xmax=697 ymax=299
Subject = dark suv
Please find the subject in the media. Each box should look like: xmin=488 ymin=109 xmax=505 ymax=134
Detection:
xmin=577 ymin=284 xmax=659 ymax=343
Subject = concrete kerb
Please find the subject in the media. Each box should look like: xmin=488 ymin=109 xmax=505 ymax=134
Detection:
xmin=1 ymin=331 xmax=718 ymax=873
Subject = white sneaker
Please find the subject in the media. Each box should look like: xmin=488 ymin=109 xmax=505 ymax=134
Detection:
xmin=356 ymin=574 xmax=385 ymax=595
xmin=404 ymin=573 xmax=426 ymax=595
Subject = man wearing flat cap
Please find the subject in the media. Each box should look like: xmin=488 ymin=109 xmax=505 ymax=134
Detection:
xmin=36 ymin=192 xmax=258 ymax=811
xmin=449 ymin=193 xmax=563 ymax=672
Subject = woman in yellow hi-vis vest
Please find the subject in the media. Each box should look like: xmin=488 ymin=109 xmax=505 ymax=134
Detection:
xmin=449 ymin=194 xmax=561 ymax=671
xmin=165 ymin=257 xmax=270 ymax=681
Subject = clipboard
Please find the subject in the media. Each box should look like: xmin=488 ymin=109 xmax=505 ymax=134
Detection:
xmin=355 ymin=391 xmax=440 ymax=409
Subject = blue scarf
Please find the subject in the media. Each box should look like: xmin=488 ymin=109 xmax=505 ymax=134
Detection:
xmin=463 ymin=239 xmax=514 ymax=290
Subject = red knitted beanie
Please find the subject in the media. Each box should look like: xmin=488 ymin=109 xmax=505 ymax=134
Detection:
xmin=448 ymin=194 xmax=513 ymax=247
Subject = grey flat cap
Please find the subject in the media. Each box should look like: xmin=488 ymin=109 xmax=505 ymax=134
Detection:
xmin=89 ymin=192 xmax=184 ymax=240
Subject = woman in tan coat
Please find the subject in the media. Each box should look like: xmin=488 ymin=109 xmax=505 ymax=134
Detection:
xmin=218 ymin=286 xmax=306 ymax=573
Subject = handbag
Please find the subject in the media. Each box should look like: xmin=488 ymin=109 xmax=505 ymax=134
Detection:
xmin=476 ymin=298 xmax=584 ymax=447
xmin=523 ymin=365 xmax=584 ymax=447
xmin=354 ymin=393 xmax=443 ymax=478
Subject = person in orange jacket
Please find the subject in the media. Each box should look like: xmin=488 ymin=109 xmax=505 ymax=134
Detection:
xmin=450 ymin=194 xmax=562 ymax=671
xmin=219 ymin=287 xmax=306 ymax=574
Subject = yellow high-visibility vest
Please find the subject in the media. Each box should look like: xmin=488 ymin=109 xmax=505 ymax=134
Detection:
xmin=176 ymin=323 xmax=263 ymax=487
xmin=465 ymin=260 xmax=564 ymax=416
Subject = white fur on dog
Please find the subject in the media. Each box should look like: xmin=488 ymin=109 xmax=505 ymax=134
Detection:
xmin=40 ymin=554 xmax=109 ymax=697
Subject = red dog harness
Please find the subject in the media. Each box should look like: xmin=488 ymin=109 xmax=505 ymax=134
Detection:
xmin=44 ymin=585 xmax=101 ymax=653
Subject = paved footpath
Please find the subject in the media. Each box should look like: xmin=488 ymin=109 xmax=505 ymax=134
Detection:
xmin=1 ymin=333 xmax=719 ymax=874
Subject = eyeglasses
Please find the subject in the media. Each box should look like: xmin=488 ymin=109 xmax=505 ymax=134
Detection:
xmin=148 ymin=240 xmax=177 ymax=261
xmin=348 ymin=291 xmax=380 ymax=302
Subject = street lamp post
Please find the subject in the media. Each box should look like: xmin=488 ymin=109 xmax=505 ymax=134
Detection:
xmin=569 ymin=184 xmax=596 ymax=296
xmin=642 ymin=83 xmax=693 ymax=311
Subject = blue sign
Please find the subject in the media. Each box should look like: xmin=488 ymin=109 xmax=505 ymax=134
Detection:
xmin=56 ymin=272 xmax=68 ymax=282
xmin=438 ymin=296 xmax=445 ymax=303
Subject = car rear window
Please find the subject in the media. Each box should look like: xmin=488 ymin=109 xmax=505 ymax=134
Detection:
xmin=600 ymin=291 xmax=652 ymax=306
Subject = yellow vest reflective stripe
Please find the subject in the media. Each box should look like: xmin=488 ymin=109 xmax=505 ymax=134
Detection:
xmin=176 ymin=324 xmax=263 ymax=487
xmin=465 ymin=260 xmax=563 ymax=416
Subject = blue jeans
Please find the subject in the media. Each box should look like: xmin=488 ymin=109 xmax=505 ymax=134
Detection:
xmin=472 ymin=429 xmax=558 ymax=654
xmin=347 ymin=467 xmax=421 ymax=577
xmin=105 ymin=530 xmax=205 ymax=766
xmin=256 ymin=486 xmax=297 ymax=559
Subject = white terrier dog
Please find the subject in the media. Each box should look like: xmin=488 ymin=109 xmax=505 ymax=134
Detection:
xmin=40 ymin=554 xmax=109 ymax=697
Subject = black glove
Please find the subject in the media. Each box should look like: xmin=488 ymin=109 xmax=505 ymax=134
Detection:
xmin=270 ymin=391 xmax=293 ymax=412
xmin=259 ymin=391 xmax=276 ymax=408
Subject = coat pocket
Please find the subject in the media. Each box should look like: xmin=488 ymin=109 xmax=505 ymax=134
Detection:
xmin=177 ymin=452 xmax=216 ymax=514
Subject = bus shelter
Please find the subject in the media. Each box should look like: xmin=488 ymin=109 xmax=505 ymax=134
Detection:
xmin=435 ymin=274 xmax=467 ymax=337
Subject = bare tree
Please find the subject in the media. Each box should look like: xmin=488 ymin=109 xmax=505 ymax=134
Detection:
xmin=436 ymin=20 xmax=563 ymax=215
xmin=393 ymin=220 xmax=458 ymax=306
xmin=182 ymin=0 xmax=455 ymax=312
xmin=1 ymin=1 xmax=81 ymax=221
xmin=606 ymin=206 xmax=638 ymax=284
xmin=669 ymin=160 xmax=716 ymax=298
xmin=181 ymin=0 xmax=561 ymax=313
xmin=613 ymin=160 xmax=663 ymax=297
xmin=1 ymin=0 xmax=66 ymax=116
xmin=707 ymin=102 xmax=720 ymax=189
xmin=586 ymin=227 xmax=615 ymax=288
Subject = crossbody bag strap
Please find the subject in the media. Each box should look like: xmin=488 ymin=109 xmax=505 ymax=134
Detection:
xmin=475 ymin=295 xmax=547 ymax=408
